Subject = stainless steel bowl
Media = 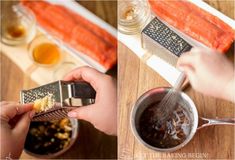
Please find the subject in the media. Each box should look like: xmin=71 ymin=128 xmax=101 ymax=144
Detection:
xmin=130 ymin=87 xmax=234 ymax=152
xmin=130 ymin=87 xmax=198 ymax=152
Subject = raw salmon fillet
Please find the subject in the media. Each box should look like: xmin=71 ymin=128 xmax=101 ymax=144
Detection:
xmin=22 ymin=1 xmax=117 ymax=69
xmin=149 ymin=0 xmax=235 ymax=53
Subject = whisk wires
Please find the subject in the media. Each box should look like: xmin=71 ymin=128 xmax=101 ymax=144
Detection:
xmin=154 ymin=72 xmax=186 ymax=124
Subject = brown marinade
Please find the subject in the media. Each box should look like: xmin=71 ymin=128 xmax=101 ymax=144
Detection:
xmin=139 ymin=102 xmax=191 ymax=148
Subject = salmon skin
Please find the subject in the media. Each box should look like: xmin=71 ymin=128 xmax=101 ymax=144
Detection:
xmin=21 ymin=0 xmax=117 ymax=69
xmin=149 ymin=0 xmax=235 ymax=53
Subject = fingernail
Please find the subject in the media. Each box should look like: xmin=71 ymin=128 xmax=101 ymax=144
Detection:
xmin=68 ymin=112 xmax=77 ymax=118
xmin=29 ymin=110 xmax=35 ymax=119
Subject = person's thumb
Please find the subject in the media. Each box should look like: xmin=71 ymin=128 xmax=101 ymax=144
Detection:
xmin=67 ymin=105 xmax=94 ymax=123
xmin=13 ymin=111 xmax=34 ymax=136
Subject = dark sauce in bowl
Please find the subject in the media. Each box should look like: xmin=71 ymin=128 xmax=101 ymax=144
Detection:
xmin=24 ymin=119 xmax=72 ymax=155
xmin=139 ymin=102 xmax=192 ymax=148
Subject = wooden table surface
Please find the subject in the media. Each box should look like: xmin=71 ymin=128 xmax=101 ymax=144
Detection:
xmin=0 ymin=1 xmax=117 ymax=159
xmin=118 ymin=1 xmax=235 ymax=159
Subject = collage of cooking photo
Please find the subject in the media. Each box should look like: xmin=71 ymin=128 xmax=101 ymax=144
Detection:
xmin=0 ymin=0 xmax=234 ymax=159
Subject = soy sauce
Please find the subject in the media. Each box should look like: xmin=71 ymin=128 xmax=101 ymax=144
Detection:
xmin=139 ymin=102 xmax=192 ymax=148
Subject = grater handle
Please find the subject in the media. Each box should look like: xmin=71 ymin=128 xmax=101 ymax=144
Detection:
xmin=71 ymin=81 xmax=96 ymax=99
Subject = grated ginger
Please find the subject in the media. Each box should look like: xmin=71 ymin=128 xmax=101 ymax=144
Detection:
xmin=33 ymin=94 xmax=55 ymax=113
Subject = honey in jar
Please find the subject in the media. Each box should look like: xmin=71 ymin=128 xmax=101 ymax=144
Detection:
xmin=7 ymin=25 xmax=26 ymax=38
xmin=32 ymin=43 xmax=61 ymax=65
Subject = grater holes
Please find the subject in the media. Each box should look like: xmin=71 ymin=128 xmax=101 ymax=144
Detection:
xmin=142 ymin=17 xmax=192 ymax=57
xmin=22 ymin=82 xmax=60 ymax=104
xmin=32 ymin=108 xmax=69 ymax=121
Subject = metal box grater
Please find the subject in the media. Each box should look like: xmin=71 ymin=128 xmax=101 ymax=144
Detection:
xmin=20 ymin=80 xmax=96 ymax=121
xmin=141 ymin=17 xmax=192 ymax=66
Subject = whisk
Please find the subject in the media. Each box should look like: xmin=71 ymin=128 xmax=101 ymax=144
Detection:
xmin=154 ymin=72 xmax=186 ymax=125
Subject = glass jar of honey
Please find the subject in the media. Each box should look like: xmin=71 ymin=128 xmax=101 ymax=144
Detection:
xmin=118 ymin=0 xmax=151 ymax=34
xmin=28 ymin=35 xmax=63 ymax=67
xmin=1 ymin=2 xmax=36 ymax=45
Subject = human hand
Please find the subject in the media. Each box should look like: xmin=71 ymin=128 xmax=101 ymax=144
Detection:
xmin=0 ymin=101 xmax=34 ymax=159
xmin=64 ymin=66 xmax=117 ymax=135
xmin=177 ymin=47 xmax=235 ymax=102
